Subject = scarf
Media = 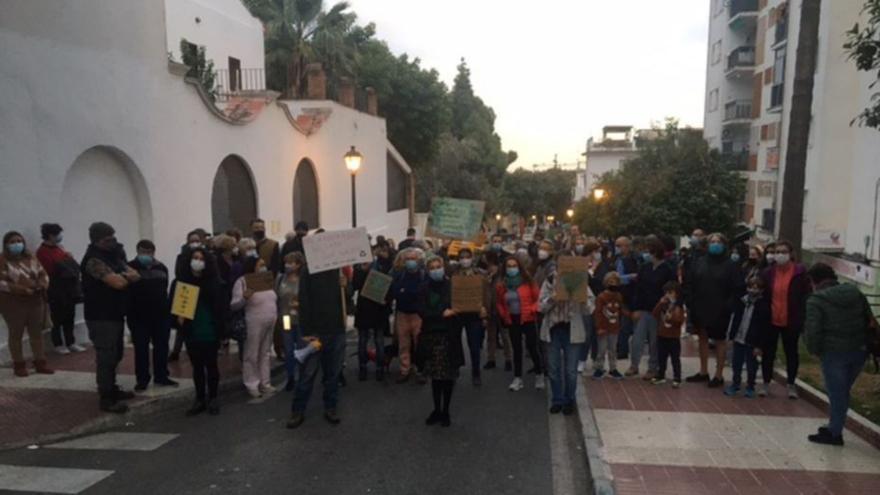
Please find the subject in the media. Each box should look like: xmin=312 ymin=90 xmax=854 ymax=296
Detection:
xmin=505 ymin=274 xmax=522 ymax=290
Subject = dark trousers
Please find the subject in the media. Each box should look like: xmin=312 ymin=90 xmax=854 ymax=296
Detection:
xmin=49 ymin=297 xmax=77 ymax=347
xmin=731 ymin=341 xmax=758 ymax=388
xmin=129 ymin=317 xmax=170 ymax=385
xmin=171 ymin=329 xmax=185 ymax=357
xmin=509 ymin=317 xmax=541 ymax=377
xmin=763 ymin=325 xmax=800 ymax=385
xmin=821 ymin=351 xmax=867 ymax=436
xmin=87 ymin=320 xmax=124 ymax=400
xmin=292 ymin=333 xmax=346 ymax=413
xmin=460 ymin=317 xmax=485 ymax=376
xmin=656 ymin=336 xmax=681 ymax=381
xmin=357 ymin=321 xmax=387 ymax=370
xmin=186 ymin=340 xmax=219 ymax=402
xmin=616 ymin=316 xmax=634 ymax=357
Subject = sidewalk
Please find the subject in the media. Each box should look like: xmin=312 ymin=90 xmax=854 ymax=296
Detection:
xmin=0 ymin=339 xmax=245 ymax=450
xmin=580 ymin=338 xmax=880 ymax=494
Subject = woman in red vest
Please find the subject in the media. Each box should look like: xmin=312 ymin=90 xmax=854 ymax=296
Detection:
xmin=496 ymin=256 xmax=542 ymax=392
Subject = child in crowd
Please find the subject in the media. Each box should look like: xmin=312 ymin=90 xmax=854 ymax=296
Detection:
xmin=651 ymin=281 xmax=685 ymax=387
xmin=593 ymin=271 xmax=629 ymax=379
xmin=725 ymin=276 xmax=770 ymax=398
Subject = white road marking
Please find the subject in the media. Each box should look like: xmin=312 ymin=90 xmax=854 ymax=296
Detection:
xmin=0 ymin=464 xmax=113 ymax=494
xmin=47 ymin=432 xmax=178 ymax=451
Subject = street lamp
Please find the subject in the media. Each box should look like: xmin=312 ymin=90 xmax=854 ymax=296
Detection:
xmin=495 ymin=213 xmax=502 ymax=222
xmin=547 ymin=215 xmax=556 ymax=223
xmin=566 ymin=208 xmax=574 ymax=219
xmin=344 ymin=146 xmax=363 ymax=227
xmin=593 ymin=188 xmax=606 ymax=201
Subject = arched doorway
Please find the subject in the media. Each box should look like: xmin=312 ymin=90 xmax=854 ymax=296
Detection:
xmin=293 ymin=159 xmax=319 ymax=229
xmin=61 ymin=146 xmax=153 ymax=256
xmin=211 ymin=155 xmax=258 ymax=234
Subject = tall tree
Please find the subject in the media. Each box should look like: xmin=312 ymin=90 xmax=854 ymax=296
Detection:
xmin=779 ymin=0 xmax=821 ymax=254
xmin=844 ymin=0 xmax=880 ymax=129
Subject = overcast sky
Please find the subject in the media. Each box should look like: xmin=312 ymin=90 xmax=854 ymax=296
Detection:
xmin=345 ymin=0 xmax=709 ymax=170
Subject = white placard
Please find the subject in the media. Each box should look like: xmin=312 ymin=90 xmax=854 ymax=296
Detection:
xmin=302 ymin=227 xmax=373 ymax=274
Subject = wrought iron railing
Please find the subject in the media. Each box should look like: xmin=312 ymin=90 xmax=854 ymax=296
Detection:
xmin=724 ymin=100 xmax=753 ymax=122
xmin=727 ymin=46 xmax=756 ymax=70
xmin=213 ymin=68 xmax=266 ymax=101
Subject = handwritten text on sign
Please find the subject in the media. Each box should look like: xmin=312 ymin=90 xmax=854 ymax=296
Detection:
xmin=427 ymin=197 xmax=485 ymax=241
xmin=171 ymin=282 xmax=200 ymax=320
xmin=302 ymin=227 xmax=373 ymax=274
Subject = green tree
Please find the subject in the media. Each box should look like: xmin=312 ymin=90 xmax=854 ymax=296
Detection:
xmin=181 ymin=39 xmax=216 ymax=101
xmin=573 ymin=120 xmax=745 ymax=238
xmin=502 ymin=168 xmax=576 ymax=219
xmin=844 ymin=0 xmax=880 ymax=129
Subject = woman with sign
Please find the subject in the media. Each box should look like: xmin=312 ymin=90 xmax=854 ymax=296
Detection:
xmin=353 ymin=241 xmax=395 ymax=382
xmin=450 ymin=247 xmax=488 ymax=386
xmin=169 ymin=247 xmax=224 ymax=416
xmin=496 ymin=257 xmax=543 ymax=392
xmin=231 ymin=256 xmax=279 ymax=398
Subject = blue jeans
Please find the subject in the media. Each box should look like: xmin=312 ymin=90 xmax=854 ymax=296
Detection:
xmin=282 ymin=324 xmax=301 ymax=382
xmin=630 ymin=314 xmax=658 ymax=373
xmin=546 ymin=323 xmax=583 ymax=407
xmin=128 ymin=317 xmax=170 ymax=385
xmin=820 ymin=351 xmax=867 ymax=437
xmin=730 ymin=342 xmax=758 ymax=388
xmin=461 ymin=317 xmax=485 ymax=376
xmin=291 ymin=333 xmax=346 ymax=413
xmin=616 ymin=316 xmax=634 ymax=357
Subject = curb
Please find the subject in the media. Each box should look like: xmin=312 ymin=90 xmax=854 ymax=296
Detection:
xmin=775 ymin=370 xmax=880 ymax=450
xmin=575 ymin=378 xmax=616 ymax=495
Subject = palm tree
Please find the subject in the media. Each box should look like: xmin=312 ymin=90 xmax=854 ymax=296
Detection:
xmin=243 ymin=0 xmax=354 ymax=98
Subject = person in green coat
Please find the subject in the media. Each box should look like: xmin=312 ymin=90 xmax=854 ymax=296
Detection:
xmin=803 ymin=263 xmax=874 ymax=446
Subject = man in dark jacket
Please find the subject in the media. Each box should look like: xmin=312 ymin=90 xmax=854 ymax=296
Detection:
xmin=281 ymin=221 xmax=309 ymax=258
xmin=353 ymin=242 xmax=394 ymax=382
xmin=128 ymin=240 xmax=178 ymax=391
xmin=804 ymin=263 xmax=874 ymax=446
xmin=398 ymin=228 xmax=417 ymax=251
xmin=288 ymin=256 xmax=346 ymax=429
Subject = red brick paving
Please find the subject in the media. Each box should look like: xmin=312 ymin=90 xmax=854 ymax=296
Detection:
xmin=45 ymin=345 xmax=243 ymax=380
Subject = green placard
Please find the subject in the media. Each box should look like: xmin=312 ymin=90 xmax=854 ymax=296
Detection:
xmin=426 ymin=197 xmax=486 ymax=241
xmin=361 ymin=269 xmax=393 ymax=304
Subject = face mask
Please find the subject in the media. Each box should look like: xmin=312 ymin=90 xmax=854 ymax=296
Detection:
xmin=429 ymin=268 xmax=445 ymax=282
xmin=593 ymin=252 xmax=602 ymax=262
xmin=538 ymin=249 xmax=550 ymax=261
xmin=766 ymin=253 xmax=776 ymax=264
xmin=189 ymin=242 xmax=201 ymax=250
xmin=730 ymin=253 xmax=741 ymax=263
xmin=460 ymin=258 xmax=473 ymax=268
xmin=614 ymin=247 xmax=623 ymax=256
xmin=689 ymin=237 xmax=700 ymax=247
xmin=137 ymin=254 xmax=153 ymax=265
xmin=405 ymin=260 xmax=418 ymax=272
xmin=257 ymin=266 xmax=268 ymax=273
xmin=642 ymin=252 xmax=654 ymax=263
xmin=285 ymin=264 xmax=297 ymax=274
xmin=491 ymin=243 xmax=502 ymax=252
xmin=246 ymin=250 xmax=258 ymax=259
xmin=54 ymin=234 xmax=63 ymax=244
xmin=775 ymin=253 xmax=791 ymax=265
xmin=516 ymin=248 xmax=528 ymax=257
xmin=747 ymin=288 xmax=762 ymax=298
xmin=506 ymin=267 xmax=520 ymax=277
xmin=575 ymin=245 xmax=584 ymax=254
xmin=708 ymin=243 xmax=724 ymax=256
xmin=232 ymin=247 xmax=240 ymax=256
xmin=7 ymin=242 xmax=24 ymax=255
xmin=190 ymin=259 xmax=205 ymax=272
xmin=253 ymin=230 xmax=266 ymax=241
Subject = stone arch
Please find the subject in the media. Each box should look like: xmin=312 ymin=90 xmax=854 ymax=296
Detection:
xmin=60 ymin=146 xmax=153 ymax=256
xmin=293 ymin=158 xmax=319 ymax=229
xmin=211 ymin=154 xmax=258 ymax=234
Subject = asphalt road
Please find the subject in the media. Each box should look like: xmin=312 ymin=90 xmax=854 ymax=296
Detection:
xmin=0 ymin=337 xmax=590 ymax=495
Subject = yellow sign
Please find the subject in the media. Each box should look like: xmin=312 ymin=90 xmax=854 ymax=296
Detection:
xmin=447 ymin=241 xmax=476 ymax=258
xmin=171 ymin=282 xmax=200 ymax=320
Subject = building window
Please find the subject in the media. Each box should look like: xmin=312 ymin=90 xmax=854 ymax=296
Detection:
xmin=387 ymin=152 xmax=408 ymax=212
xmin=770 ymin=47 xmax=785 ymax=108
xmin=711 ymin=41 xmax=723 ymax=65
xmin=708 ymin=89 xmax=719 ymax=112
xmin=766 ymin=147 xmax=780 ymax=169
xmin=228 ymin=57 xmax=241 ymax=92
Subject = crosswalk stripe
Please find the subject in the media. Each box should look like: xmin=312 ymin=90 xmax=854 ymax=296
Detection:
xmin=0 ymin=464 xmax=113 ymax=494
xmin=46 ymin=432 xmax=178 ymax=452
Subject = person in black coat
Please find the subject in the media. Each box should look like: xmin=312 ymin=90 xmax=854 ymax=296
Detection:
xmin=724 ymin=276 xmax=771 ymax=398
xmin=353 ymin=241 xmax=394 ymax=382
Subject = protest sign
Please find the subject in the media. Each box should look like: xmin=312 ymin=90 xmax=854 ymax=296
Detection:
xmin=244 ymin=271 xmax=275 ymax=292
xmin=447 ymin=240 xmax=476 ymax=258
xmin=556 ymin=256 xmax=590 ymax=303
xmin=451 ymin=275 xmax=484 ymax=313
xmin=171 ymin=282 xmax=200 ymax=320
xmin=426 ymin=197 xmax=485 ymax=242
xmin=361 ymin=269 xmax=393 ymax=304
xmin=303 ymin=227 xmax=373 ymax=274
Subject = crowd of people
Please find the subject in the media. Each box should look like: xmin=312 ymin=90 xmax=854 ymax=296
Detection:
xmin=0 ymin=220 xmax=876 ymax=445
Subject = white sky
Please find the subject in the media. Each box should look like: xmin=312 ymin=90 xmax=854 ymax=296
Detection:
xmin=345 ymin=0 xmax=709 ymax=170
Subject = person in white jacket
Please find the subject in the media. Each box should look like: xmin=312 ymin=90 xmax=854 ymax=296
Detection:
xmin=231 ymin=256 xmax=278 ymax=398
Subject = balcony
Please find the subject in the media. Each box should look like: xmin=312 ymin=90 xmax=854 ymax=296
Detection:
xmin=213 ymin=68 xmax=266 ymax=102
xmin=774 ymin=13 xmax=789 ymax=46
xmin=726 ymin=46 xmax=756 ymax=79
xmin=722 ymin=150 xmax=750 ymax=171
xmin=729 ymin=0 xmax=759 ymax=30
xmin=723 ymin=100 xmax=753 ymax=125
xmin=769 ymin=83 xmax=784 ymax=110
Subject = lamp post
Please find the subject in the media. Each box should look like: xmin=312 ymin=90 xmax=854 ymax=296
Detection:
xmin=593 ymin=188 xmax=606 ymax=201
xmin=566 ymin=208 xmax=574 ymax=220
xmin=344 ymin=146 xmax=363 ymax=228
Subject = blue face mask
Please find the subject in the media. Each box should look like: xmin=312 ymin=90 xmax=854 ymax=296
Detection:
xmin=708 ymin=243 xmax=725 ymax=256
xmin=730 ymin=253 xmax=741 ymax=263
xmin=137 ymin=254 xmax=153 ymax=265
xmin=614 ymin=247 xmax=623 ymax=256
xmin=491 ymin=243 xmax=502 ymax=252
xmin=575 ymin=245 xmax=584 ymax=254
xmin=405 ymin=260 xmax=418 ymax=272
xmin=506 ymin=267 xmax=520 ymax=277
xmin=429 ymin=268 xmax=445 ymax=282
xmin=7 ymin=242 xmax=24 ymax=256
xmin=642 ymin=252 xmax=654 ymax=263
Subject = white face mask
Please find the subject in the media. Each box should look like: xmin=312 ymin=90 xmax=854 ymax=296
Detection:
xmin=189 ymin=242 xmax=201 ymax=250
xmin=766 ymin=253 xmax=776 ymax=264
xmin=190 ymin=259 xmax=205 ymax=272
xmin=775 ymin=253 xmax=791 ymax=265
xmin=538 ymin=249 xmax=550 ymax=261
xmin=232 ymin=247 xmax=240 ymax=256
xmin=516 ymin=248 xmax=528 ymax=257
xmin=246 ymin=249 xmax=258 ymax=259
xmin=460 ymin=258 xmax=473 ymax=268
xmin=593 ymin=252 xmax=602 ymax=262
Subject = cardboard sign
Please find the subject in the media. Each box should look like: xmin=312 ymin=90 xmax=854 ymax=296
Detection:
xmin=361 ymin=269 xmax=393 ymax=304
xmin=426 ymin=197 xmax=485 ymax=242
xmin=556 ymin=256 xmax=590 ymax=303
xmin=171 ymin=282 xmax=200 ymax=320
xmin=451 ymin=275 xmax=484 ymax=313
xmin=302 ymin=227 xmax=373 ymax=274
xmin=245 ymin=271 xmax=275 ymax=292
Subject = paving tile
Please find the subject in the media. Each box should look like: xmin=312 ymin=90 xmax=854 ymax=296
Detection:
xmin=47 ymin=432 xmax=178 ymax=451
xmin=0 ymin=464 xmax=113 ymax=494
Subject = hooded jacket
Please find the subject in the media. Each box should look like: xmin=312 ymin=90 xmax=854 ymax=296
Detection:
xmin=804 ymin=282 xmax=872 ymax=356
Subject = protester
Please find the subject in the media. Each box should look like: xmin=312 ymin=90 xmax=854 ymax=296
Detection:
xmin=577 ymin=239 xmax=602 ymax=374
xmin=761 ymin=240 xmax=810 ymax=399
xmin=763 ymin=242 xmax=777 ymax=267
xmin=496 ymin=256 xmax=543 ymax=391
xmin=612 ymin=236 xmax=638 ymax=360
xmin=418 ymin=257 xmax=463 ymax=427
xmin=391 ymin=248 xmax=426 ymax=384
xmin=482 ymin=252 xmax=513 ymax=372
xmin=231 ymin=256 xmax=278 ymax=398
xmin=627 ymin=236 xmax=676 ymax=380
xmin=398 ymin=228 xmax=417 ymax=251
xmin=80 ymin=222 xmax=139 ymax=412
xmin=276 ymin=252 xmax=305 ymax=390
xmin=128 ymin=240 xmax=177 ymax=391
xmin=593 ymin=271 xmax=628 ymax=379
xmin=250 ymin=218 xmax=280 ymax=274
xmin=724 ymin=276 xmax=770 ymax=398
xmin=532 ymin=239 xmax=556 ymax=289
xmin=539 ymin=269 xmax=587 ymax=415
xmin=804 ymin=263 xmax=874 ymax=446
xmin=744 ymin=245 xmax=764 ymax=282
xmin=0 ymin=231 xmax=54 ymax=377
xmin=174 ymin=229 xmax=207 ymax=278
xmin=450 ymin=247 xmax=488 ymax=386
xmin=684 ymin=233 xmax=742 ymax=388
xmin=35 ymin=223 xmax=86 ymax=354
xmin=281 ymin=221 xmax=309 ymax=258
xmin=353 ymin=242 xmax=394 ymax=382
xmin=211 ymin=234 xmax=240 ymax=355
xmin=651 ymin=281 xmax=685 ymax=387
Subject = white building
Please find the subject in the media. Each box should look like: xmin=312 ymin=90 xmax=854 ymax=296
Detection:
xmin=0 ymin=0 xmax=414 ymax=360
xmin=573 ymin=126 xmax=641 ymax=201
xmin=702 ymin=0 xmax=880 ymax=265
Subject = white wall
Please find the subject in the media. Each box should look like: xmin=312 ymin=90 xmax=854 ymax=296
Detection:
xmin=583 ymin=151 xmax=637 ymax=191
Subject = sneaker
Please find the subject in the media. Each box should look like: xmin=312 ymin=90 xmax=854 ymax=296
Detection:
xmin=425 ymin=410 xmax=443 ymax=425
xmin=549 ymin=405 xmax=563 ymax=414
xmin=577 ymin=361 xmax=586 ymax=374
xmin=562 ymin=404 xmax=575 ymax=416
xmin=99 ymin=399 xmax=128 ymax=414
xmin=186 ymin=401 xmax=207 ymax=416
xmin=744 ymin=387 xmax=756 ymax=399
xmin=134 ymin=383 xmax=148 ymax=392
xmin=504 ymin=361 xmax=513 ymax=372
xmin=624 ymin=367 xmax=639 ymax=377
xmin=592 ymin=369 xmax=605 ymax=380
xmin=54 ymin=346 xmax=71 ymax=355
xmin=261 ymin=384 xmax=277 ymax=395
xmin=807 ymin=430 xmax=844 ymax=446
xmin=535 ymin=374 xmax=545 ymax=390
xmin=324 ymin=409 xmax=341 ymax=425
xmin=155 ymin=378 xmax=179 ymax=387
xmin=708 ymin=377 xmax=724 ymax=388
xmin=685 ymin=373 xmax=710 ymax=383
xmin=68 ymin=344 xmax=87 ymax=353
xmin=286 ymin=412 xmax=305 ymax=429
xmin=787 ymin=384 xmax=799 ymax=400
xmin=609 ymin=370 xmax=624 ymax=380
xmin=724 ymin=384 xmax=740 ymax=397
xmin=758 ymin=383 xmax=770 ymax=397
xmin=246 ymin=388 xmax=262 ymax=399
xmin=671 ymin=381 xmax=681 ymax=389
xmin=508 ymin=377 xmax=524 ymax=392
xmin=642 ymin=371 xmax=656 ymax=381
xmin=483 ymin=361 xmax=497 ymax=370
xmin=113 ymin=389 xmax=136 ymax=401
xmin=440 ymin=413 xmax=451 ymax=427
xmin=651 ymin=377 xmax=666 ymax=385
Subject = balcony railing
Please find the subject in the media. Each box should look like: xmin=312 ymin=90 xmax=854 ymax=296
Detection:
xmin=729 ymin=0 xmax=759 ymax=18
xmin=722 ymin=151 xmax=750 ymax=171
xmin=727 ymin=46 xmax=756 ymax=70
xmin=770 ymin=83 xmax=784 ymax=109
xmin=213 ymin=68 xmax=266 ymax=102
xmin=724 ymin=100 xmax=753 ymax=122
